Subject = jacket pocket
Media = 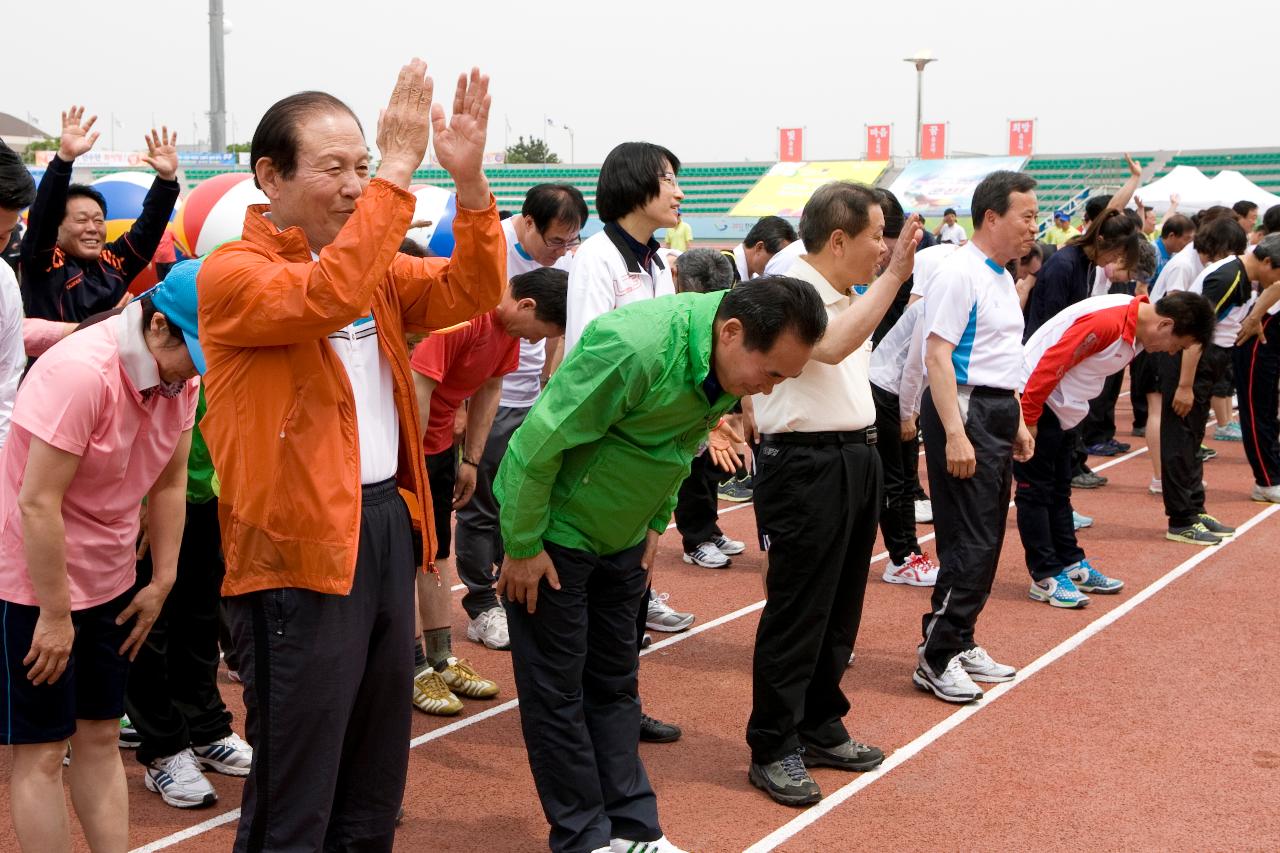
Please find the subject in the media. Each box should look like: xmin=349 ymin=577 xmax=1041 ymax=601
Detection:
xmin=278 ymin=391 xmax=304 ymax=439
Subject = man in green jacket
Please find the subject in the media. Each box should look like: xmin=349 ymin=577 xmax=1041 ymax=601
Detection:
xmin=495 ymin=278 xmax=826 ymax=853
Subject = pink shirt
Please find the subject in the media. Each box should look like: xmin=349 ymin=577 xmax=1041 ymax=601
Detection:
xmin=0 ymin=303 xmax=198 ymax=609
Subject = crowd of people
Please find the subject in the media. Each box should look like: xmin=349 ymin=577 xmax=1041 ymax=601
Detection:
xmin=1 ymin=57 xmax=1278 ymax=853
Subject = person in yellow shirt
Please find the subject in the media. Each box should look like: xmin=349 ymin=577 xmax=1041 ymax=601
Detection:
xmin=665 ymin=210 xmax=693 ymax=251
xmin=1043 ymin=210 xmax=1077 ymax=246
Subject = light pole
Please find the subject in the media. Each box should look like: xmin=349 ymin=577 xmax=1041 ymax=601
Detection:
xmin=209 ymin=0 xmax=227 ymax=153
xmin=562 ymin=123 xmax=575 ymax=164
xmin=902 ymin=50 xmax=937 ymax=157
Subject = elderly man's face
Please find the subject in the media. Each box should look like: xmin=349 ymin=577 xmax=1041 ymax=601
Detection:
xmin=261 ymin=110 xmax=370 ymax=251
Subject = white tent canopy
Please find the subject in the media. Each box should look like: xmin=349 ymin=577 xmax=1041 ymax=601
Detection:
xmin=1134 ymin=165 xmax=1280 ymax=214
xmin=1205 ymin=170 xmax=1280 ymax=213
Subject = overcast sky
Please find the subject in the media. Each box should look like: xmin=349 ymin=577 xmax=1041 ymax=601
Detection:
xmin=9 ymin=1 xmax=1277 ymax=165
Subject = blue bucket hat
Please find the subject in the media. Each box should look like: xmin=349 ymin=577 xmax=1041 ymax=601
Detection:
xmin=138 ymin=258 xmax=206 ymax=375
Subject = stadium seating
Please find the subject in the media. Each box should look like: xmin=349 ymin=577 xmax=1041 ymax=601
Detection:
xmin=1024 ymin=155 xmax=1155 ymax=213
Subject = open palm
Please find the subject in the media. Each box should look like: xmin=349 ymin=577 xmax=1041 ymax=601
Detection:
xmin=431 ymin=68 xmax=491 ymax=178
xmin=142 ymin=127 xmax=179 ymax=180
xmin=59 ymin=105 xmax=100 ymax=161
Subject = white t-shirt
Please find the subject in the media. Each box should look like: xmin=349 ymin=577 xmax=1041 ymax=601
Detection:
xmin=1150 ymin=243 xmax=1205 ymax=300
xmin=0 ymin=262 xmax=24 ymax=449
xmin=922 ymin=242 xmax=1025 ymax=391
xmin=732 ymin=243 xmax=750 ymax=281
xmin=498 ymin=217 xmax=573 ymax=409
xmin=938 ymin=222 xmax=967 ymax=245
xmin=751 ymin=257 xmax=876 ymax=433
xmin=870 ymin=298 xmax=926 ymax=397
xmin=564 ymin=226 xmax=673 ymax=353
xmin=909 ymin=243 xmax=961 ymax=300
xmin=762 ymin=238 xmax=806 ymax=277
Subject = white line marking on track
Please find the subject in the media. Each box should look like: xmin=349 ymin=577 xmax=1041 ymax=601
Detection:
xmin=742 ymin=501 xmax=1280 ymax=853
xmin=128 ymin=442 xmax=1167 ymax=852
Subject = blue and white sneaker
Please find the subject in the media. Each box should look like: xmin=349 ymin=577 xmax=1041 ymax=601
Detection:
xmin=1029 ymin=572 xmax=1090 ymax=608
xmin=144 ymin=748 xmax=218 ymax=808
xmin=1067 ymin=559 xmax=1124 ymax=594
xmin=193 ymin=733 xmax=253 ymax=777
xmin=1073 ymin=511 xmax=1093 ymax=530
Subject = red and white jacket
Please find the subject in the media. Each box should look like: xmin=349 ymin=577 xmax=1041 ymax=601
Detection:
xmin=1020 ymin=294 xmax=1144 ymax=430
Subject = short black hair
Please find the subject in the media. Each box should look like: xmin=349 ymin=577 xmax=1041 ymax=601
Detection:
xmin=250 ymin=91 xmax=364 ymax=190
xmin=1191 ymin=205 xmax=1232 ymax=229
xmin=1193 ymin=216 xmax=1247 ymax=259
xmin=1154 ymin=290 xmax=1215 ymax=347
xmin=1262 ymin=204 xmax=1280 ymax=235
xmin=970 ymin=171 xmax=1037 ymax=232
xmin=0 ymin=142 xmax=35 ymax=211
xmin=878 ymin=189 xmax=906 ymax=239
xmin=1084 ymin=194 xmax=1111 ymax=223
xmin=522 ymin=183 xmax=588 ymax=233
xmin=1233 ymin=200 xmax=1259 ymax=219
xmin=675 ymin=248 xmax=734 ymax=294
xmin=1253 ymin=233 xmax=1280 ymax=267
xmin=717 ymin=276 xmax=827 ymax=351
xmin=510 ymin=267 xmax=568 ymax=329
xmin=1161 ymin=214 xmax=1194 ymax=239
xmin=743 ymin=216 xmax=798 ymax=254
xmin=595 ymin=142 xmax=680 ymax=223
xmin=943 ymin=207 xmax=957 ymax=217
xmin=799 ymin=182 xmax=880 ymax=253
xmin=398 ymin=237 xmax=430 ymax=258
xmin=66 ymin=184 xmax=108 ymax=218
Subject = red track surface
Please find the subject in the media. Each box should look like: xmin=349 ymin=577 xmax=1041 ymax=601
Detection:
xmin=5 ymin=399 xmax=1280 ymax=852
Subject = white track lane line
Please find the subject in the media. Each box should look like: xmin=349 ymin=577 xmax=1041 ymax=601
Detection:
xmin=129 ymin=439 xmax=1169 ymax=852
xmin=743 ymin=501 xmax=1280 ymax=853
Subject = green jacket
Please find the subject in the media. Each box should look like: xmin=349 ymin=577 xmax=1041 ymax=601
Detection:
xmin=187 ymin=386 xmax=217 ymax=505
xmin=497 ymin=291 xmax=739 ymax=559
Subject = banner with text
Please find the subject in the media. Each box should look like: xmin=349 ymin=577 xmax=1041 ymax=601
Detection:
xmin=778 ymin=128 xmax=804 ymax=162
xmin=920 ymin=123 xmax=946 ymax=159
xmin=866 ymin=125 xmax=891 ymax=161
xmin=730 ymin=160 xmax=888 ymax=217
xmin=887 ymin=156 xmax=1028 ymax=216
xmin=1008 ymin=119 xmax=1034 ymax=157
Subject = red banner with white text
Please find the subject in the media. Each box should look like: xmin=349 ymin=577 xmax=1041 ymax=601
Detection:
xmin=921 ymin=123 xmax=946 ymax=159
xmin=779 ymin=128 xmax=803 ymax=162
xmin=1008 ymin=119 xmax=1034 ymax=157
xmin=866 ymin=124 xmax=891 ymax=161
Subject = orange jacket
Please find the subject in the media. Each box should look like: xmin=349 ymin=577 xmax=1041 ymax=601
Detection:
xmin=197 ymin=178 xmax=505 ymax=596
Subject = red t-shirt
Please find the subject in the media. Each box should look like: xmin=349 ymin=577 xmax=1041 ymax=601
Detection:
xmin=410 ymin=309 xmax=519 ymax=455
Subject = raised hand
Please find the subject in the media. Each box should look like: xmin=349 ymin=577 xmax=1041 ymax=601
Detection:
xmin=376 ymin=59 xmax=435 ymax=189
xmin=887 ymin=213 xmax=923 ymax=283
xmin=58 ymin=105 xmax=100 ymax=162
xmin=1124 ymin=152 xmax=1142 ymax=177
xmin=432 ymin=67 xmax=492 ymax=208
xmin=141 ymin=127 xmax=179 ymax=181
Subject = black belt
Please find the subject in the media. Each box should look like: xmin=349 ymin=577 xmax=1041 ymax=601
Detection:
xmin=964 ymin=386 xmax=1016 ymax=398
xmin=761 ymin=427 xmax=877 ymax=447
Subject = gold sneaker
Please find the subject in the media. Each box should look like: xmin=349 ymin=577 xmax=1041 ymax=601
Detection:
xmin=440 ymin=657 xmax=499 ymax=699
xmin=412 ymin=667 xmax=463 ymax=716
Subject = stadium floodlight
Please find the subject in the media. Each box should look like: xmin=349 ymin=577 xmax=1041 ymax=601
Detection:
xmin=903 ymin=50 xmax=937 ymax=158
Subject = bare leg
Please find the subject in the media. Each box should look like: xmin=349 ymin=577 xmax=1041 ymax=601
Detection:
xmin=417 ymin=554 xmax=455 ymax=634
xmin=1211 ymin=395 xmax=1232 ymax=432
xmin=11 ymin=741 xmax=72 ymax=853
xmin=67 ymin=718 xmax=129 ymax=852
xmin=1147 ymin=392 xmax=1163 ymax=482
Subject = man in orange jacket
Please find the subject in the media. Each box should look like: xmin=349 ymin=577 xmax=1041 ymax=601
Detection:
xmin=197 ymin=60 xmax=505 ymax=851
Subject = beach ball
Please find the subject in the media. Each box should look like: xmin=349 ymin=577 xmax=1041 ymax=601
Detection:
xmin=90 ymin=172 xmax=179 ymax=243
xmin=174 ymin=172 xmax=267 ymax=257
xmin=405 ymin=185 xmax=458 ymax=257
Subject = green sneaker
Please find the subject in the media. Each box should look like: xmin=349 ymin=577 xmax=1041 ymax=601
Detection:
xmin=119 ymin=715 xmax=142 ymax=749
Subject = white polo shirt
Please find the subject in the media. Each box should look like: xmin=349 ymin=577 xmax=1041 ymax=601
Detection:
xmin=922 ymin=241 xmax=1024 ymax=391
xmin=499 ymin=217 xmax=573 ymax=409
xmin=751 ymin=256 xmax=876 ymax=433
xmin=909 ymin=243 xmax=961 ymax=300
xmin=1021 ymin=294 xmax=1143 ymax=430
xmin=732 ymin=243 xmax=750 ymax=281
xmin=762 ymin=238 xmax=806 ymax=277
xmin=1150 ymin=243 xmax=1205 ymax=300
xmin=564 ymin=225 xmax=672 ymax=353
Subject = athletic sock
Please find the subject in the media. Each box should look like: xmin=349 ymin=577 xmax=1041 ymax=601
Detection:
xmin=424 ymin=627 xmax=452 ymax=671
xmin=413 ymin=638 xmax=427 ymax=671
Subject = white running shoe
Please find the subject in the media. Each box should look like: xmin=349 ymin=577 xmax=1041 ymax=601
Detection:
xmin=1252 ymin=483 xmax=1280 ymax=504
xmin=914 ymin=499 xmax=933 ymax=524
xmin=466 ymin=607 xmax=511 ymax=650
xmin=882 ymin=553 xmax=939 ymax=586
xmin=645 ymin=591 xmax=695 ymax=633
xmin=711 ymin=533 xmax=746 ymax=556
xmin=682 ymin=541 xmax=731 ymax=569
xmin=193 ymin=733 xmax=252 ymax=777
xmin=1149 ymin=478 xmax=1162 ymax=495
xmin=912 ymin=655 xmax=983 ymax=703
xmin=144 ymin=748 xmax=218 ymax=808
xmin=957 ymin=645 xmax=1016 ymax=683
xmin=610 ymin=836 xmax=689 ymax=853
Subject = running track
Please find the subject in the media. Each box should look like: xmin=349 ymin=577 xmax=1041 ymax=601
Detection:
xmin=4 ymin=397 xmax=1279 ymax=852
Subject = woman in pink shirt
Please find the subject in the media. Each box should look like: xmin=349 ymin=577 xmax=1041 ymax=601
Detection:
xmin=0 ymin=260 xmax=203 ymax=852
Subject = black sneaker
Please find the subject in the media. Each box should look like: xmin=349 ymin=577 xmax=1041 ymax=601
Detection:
xmin=639 ymin=714 xmax=681 ymax=744
xmin=749 ymin=749 xmax=821 ymax=807
xmin=717 ymin=475 xmax=753 ymax=503
xmin=1197 ymin=444 xmax=1217 ymax=461
xmin=800 ymin=738 xmax=885 ymax=772
xmin=1197 ymin=513 xmax=1235 ymax=538
xmin=1070 ymin=471 xmax=1108 ymax=489
xmin=1086 ymin=440 xmax=1122 ymax=457
xmin=1131 ymin=426 xmax=1146 ymax=437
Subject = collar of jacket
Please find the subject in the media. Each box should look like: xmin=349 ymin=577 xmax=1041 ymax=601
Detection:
xmin=688 ymin=291 xmax=729 ymax=402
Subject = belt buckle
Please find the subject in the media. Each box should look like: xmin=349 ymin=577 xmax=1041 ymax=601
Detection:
xmin=866 ymin=425 xmax=878 ymax=446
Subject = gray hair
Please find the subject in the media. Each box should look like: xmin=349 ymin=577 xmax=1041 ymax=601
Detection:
xmin=1254 ymin=233 xmax=1280 ymax=267
xmin=1132 ymin=238 xmax=1158 ymax=283
xmin=675 ymin=248 xmax=735 ymax=294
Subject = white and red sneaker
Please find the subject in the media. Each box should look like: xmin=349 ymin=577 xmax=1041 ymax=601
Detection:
xmin=882 ymin=553 xmax=939 ymax=587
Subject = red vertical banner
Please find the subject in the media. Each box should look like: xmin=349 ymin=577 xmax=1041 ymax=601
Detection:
xmin=779 ymin=127 xmax=804 ymax=162
xmin=1008 ymin=119 xmax=1034 ymax=157
xmin=920 ymin=122 xmax=946 ymax=159
xmin=866 ymin=124 xmax=891 ymax=160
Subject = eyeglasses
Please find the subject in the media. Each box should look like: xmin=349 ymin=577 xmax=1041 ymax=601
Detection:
xmin=658 ymin=171 xmax=680 ymax=187
xmin=540 ymin=231 xmax=581 ymax=251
